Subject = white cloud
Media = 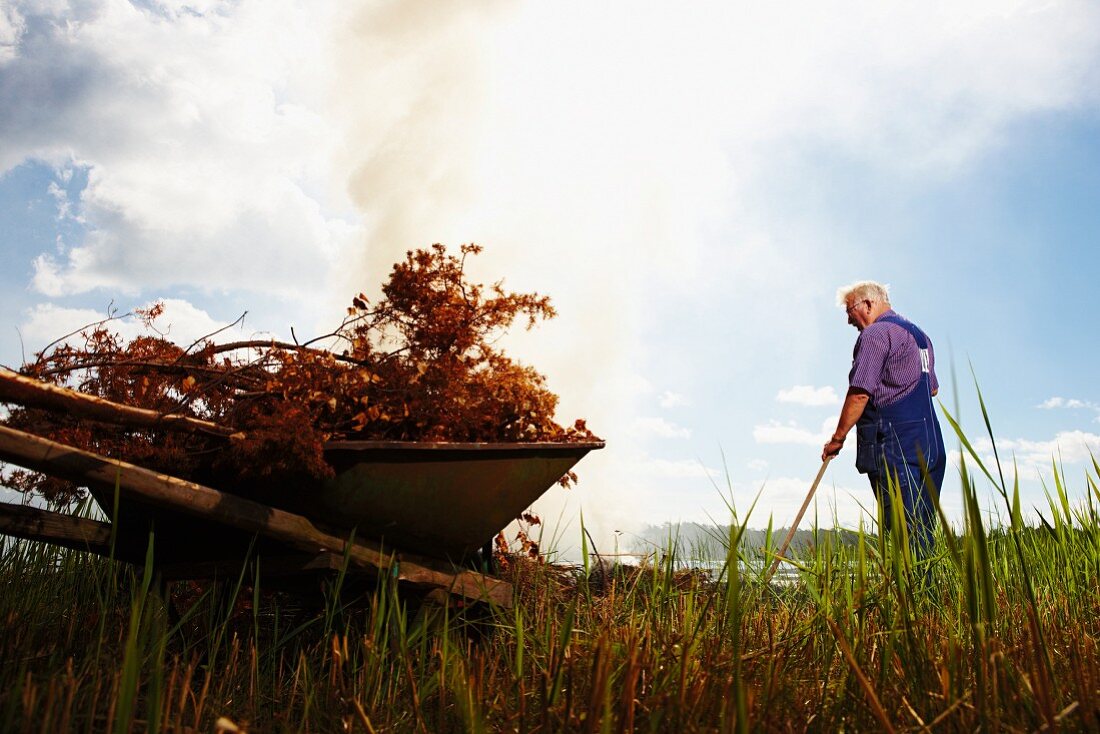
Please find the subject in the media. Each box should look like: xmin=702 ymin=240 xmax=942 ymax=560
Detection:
xmin=971 ymin=430 xmax=1100 ymax=472
xmin=753 ymin=418 xmax=832 ymax=446
xmin=1037 ymin=396 xmax=1093 ymax=410
xmin=3 ymin=0 xmax=360 ymax=311
xmin=17 ymin=298 xmax=241 ymax=360
xmin=630 ymin=457 xmax=716 ymax=480
xmin=46 ymin=180 xmax=71 ymax=221
xmin=633 ymin=416 xmax=692 ymax=440
xmin=659 ymin=390 xmax=689 ymax=409
xmin=752 ymin=422 xmax=822 ymax=444
xmin=622 ymin=374 xmax=655 ymax=396
xmin=0 ymin=5 xmax=23 ymax=64
xmin=776 ymin=385 xmax=841 ymax=407
xmin=748 ymin=458 xmax=769 ymax=473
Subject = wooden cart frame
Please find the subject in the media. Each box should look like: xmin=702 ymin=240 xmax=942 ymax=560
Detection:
xmin=0 ymin=368 xmax=603 ymax=608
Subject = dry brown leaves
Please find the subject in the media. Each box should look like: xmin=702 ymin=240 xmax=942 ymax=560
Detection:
xmin=1 ymin=244 xmax=598 ymax=505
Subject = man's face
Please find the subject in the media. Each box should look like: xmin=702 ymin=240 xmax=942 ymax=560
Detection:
xmin=845 ymin=298 xmax=873 ymax=331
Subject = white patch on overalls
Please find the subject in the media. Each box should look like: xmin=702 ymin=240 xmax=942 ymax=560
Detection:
xmin=919 ymin=348 xmax=930 ymax=374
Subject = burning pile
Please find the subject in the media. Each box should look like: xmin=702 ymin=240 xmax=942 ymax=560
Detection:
xmin=1 ymin=244 xmax=596 ymax=505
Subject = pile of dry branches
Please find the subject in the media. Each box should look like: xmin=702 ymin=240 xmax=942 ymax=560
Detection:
xmin=1 ymin=244 xmax=596 ymax=505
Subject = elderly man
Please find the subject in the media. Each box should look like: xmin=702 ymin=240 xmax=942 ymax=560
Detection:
xmin=822 ymin=281 xmax=946 ymax=558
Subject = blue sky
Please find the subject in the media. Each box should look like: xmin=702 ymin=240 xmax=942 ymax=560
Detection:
xmin=3 ymin=1 xmax=1100 ymax=554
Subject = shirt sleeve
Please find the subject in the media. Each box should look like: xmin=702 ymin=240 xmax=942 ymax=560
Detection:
xmin=849 ymin=327 xmax=889 ymax=396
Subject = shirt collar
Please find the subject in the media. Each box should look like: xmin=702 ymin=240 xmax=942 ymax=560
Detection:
xmin=873 ymin=308 xmax=898 ymax=323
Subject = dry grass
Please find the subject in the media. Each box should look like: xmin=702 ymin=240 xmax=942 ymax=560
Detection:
xmin=3 ymin=403 xmax=1100 ymax=731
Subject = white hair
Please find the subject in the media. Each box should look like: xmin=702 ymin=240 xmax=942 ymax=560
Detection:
xmin=836 ymin=280 xmax=891 ymax=308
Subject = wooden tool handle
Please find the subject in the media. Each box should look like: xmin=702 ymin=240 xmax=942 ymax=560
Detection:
xmin=765 ymin=455 xmax=832 ymax=583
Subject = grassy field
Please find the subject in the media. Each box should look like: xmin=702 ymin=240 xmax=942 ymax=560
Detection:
xmin=3 ymin=418 xmax=1100 ymax=732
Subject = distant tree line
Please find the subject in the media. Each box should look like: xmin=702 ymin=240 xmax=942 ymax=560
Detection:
xmin=625 ymin=521 xmax=867 ymax=562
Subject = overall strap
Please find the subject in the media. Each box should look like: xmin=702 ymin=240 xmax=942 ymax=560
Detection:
xmin=878 ymin=315 xmax=931 ymax=374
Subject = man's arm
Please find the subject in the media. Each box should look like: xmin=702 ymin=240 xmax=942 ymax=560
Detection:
xmin=821 ymin=387 xmax=870 ymax=461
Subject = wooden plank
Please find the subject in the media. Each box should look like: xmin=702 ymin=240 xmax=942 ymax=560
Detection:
xmin=155 ymin=551 xmax=346 ymax=581
xmin=0 ymin=366 xmax=242 ymax=440
xmin=326 ymin=439 xmax=606 ymax=451
xmin=0 ymin=424 xmax=512 ymax=607
xmin=0 ymin=502 xmax=113 ymax=556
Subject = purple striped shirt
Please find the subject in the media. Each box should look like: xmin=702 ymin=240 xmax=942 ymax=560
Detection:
xmin=849 ymin=310 xmax=938 ymax=408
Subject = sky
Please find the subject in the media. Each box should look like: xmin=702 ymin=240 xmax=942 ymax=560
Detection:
xmin=3 ymin=0 xmax=1100 ymax=558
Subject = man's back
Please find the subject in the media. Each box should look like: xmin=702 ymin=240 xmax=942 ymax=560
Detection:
xmin=849 ymin=309 xmax=938 ymax=409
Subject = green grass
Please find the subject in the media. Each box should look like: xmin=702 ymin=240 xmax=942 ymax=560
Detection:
xmin=3 ymin=402 xmax=1100 ymax=731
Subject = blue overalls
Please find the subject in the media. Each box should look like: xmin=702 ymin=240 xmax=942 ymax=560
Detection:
xmin=853 ymin=316 xmax=946 ymax=559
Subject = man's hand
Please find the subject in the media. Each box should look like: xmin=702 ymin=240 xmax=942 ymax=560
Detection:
xmin=822 ymin=388 xmax=869 ymax=462
xmin=822 ymin=436 xmax=845 ymax=462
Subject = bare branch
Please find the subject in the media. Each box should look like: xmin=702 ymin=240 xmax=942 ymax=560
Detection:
xmin=176 ymin=311 xmax=249 ymax=359
xmin=29 ymin=309 xmax=133 ymax=367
